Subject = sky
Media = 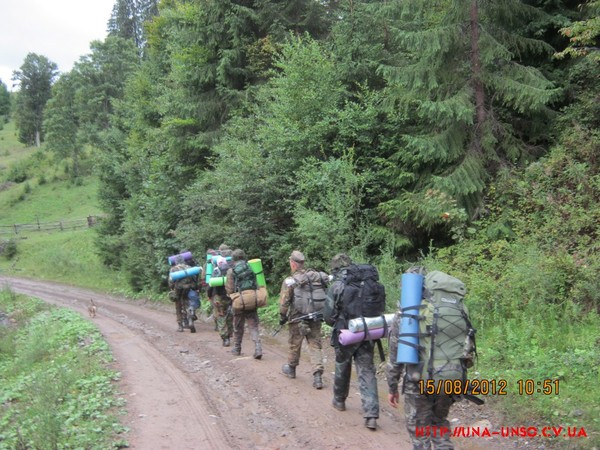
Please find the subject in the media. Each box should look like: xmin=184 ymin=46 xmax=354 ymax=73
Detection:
xmin=1 ymin=0 xmax=116 ymax=91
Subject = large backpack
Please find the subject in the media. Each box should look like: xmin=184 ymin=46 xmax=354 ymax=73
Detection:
xmin=232 ymin=261 xmax=258 ymax=292
xmin=170 ymin=263 xmax=196 ymax=295
xmin=291 ymin=269 xmax=329 ymax=315
xmin=338 ymin=264 xmax=386 ymax=321
xmin=404 ymin=271 xmax=477 ymax=384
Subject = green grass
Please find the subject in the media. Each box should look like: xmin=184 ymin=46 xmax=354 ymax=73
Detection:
xmin=0 ymin=289 xmax=128 ymax=449
xmin=0 ymin=121 xmax=36 ymax=167
xmin=0 ymin=177 xmax=103 ymax=224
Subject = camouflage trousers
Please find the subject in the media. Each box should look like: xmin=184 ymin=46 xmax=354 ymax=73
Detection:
xmin=174 ymin=295 xmax=186 ymax=323
xmin=404 ymin=384 xmax=455 ymax=450
xmin=232 ymin=309 xmax=260 ymax=349
xmin=333 ymin=340 xmax=379 ymax=418
xmin=286 ymin=319 xmax=324 ymax=374
xmin=212 ymin=294 xmax=233 ymax=340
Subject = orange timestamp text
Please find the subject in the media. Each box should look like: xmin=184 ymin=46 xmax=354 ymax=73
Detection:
xmin=417 ymin=379 xmax=560 ymax=396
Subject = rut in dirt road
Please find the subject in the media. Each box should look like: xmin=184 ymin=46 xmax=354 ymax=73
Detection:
xmin=1 ymin=276 xmax=515 ymax=450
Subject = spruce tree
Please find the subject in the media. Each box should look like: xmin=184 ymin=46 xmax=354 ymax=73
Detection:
xmin=378 ymin=0 xmax=559 ymax=236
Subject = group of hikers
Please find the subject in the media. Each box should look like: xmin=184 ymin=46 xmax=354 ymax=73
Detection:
xmin=167 ymin=245 xmax=480 ymax=450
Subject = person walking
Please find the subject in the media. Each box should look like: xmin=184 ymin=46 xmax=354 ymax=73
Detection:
xmin=207 ymin=244 xmax=234 ymax=346
xmin=327 ymin=253 xmax=382 ymax=431
xmin=278 ymin=250 xmax=329 ymax=389
xmin=168 ymin=255 xmax=200 ymax=333
xmin=225 ymin=249 xmax=263 ymax=359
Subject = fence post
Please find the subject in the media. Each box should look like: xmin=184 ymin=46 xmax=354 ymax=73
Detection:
xmin=13 ymin=224 xmax=18 ymax=234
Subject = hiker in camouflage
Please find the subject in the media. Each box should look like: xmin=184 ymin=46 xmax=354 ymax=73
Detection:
xmin=328 ymin=253 xmax=380 ymax=431
xmin=386 ymin=267 xmax=456 ymax=450
xmin=278 ymin=250 xmax=327 ymax=389
xmin=225 ymin=249 xmax=262 ymax=359
xmin=208 ymin=244 xmax=234 ymax=346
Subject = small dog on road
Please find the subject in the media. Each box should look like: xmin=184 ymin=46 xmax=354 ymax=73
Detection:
xmin=88 ymin=299 xmax=97 ymax=318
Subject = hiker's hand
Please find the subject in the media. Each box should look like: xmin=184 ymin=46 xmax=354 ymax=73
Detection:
xmin=388 ymin=392 xmax=399 ymax=408
xmin=279 ymin=314 xmax=288 ymax=326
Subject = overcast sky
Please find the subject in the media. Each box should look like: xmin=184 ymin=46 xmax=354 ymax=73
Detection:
xmin=1 ymin=0 xmax=116 ymax=91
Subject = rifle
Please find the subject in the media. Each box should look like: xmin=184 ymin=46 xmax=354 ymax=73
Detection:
xmin=271 ymin=311 xmax=324 ymax=336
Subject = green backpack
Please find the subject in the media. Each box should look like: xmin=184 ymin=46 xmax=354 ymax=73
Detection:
xmin=233 ymin=261 xmax=258 ymax=292
xmin=405 ymin=271 xmax=477 ymax=384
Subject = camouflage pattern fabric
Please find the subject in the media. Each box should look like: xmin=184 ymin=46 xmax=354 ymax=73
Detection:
xmin=333 ymin=339 xmax=379 ymax=419
xmin=286 ymin=320 xmax=324 ymax=374
xmin=212 ymin=291 xmax=233 ymax=340
xmin=232 ymin=309 xmax=261 ymax=351
xmin=386 ymin=311 xmax=455 ymax=450
xmin=404 ymin=382 xmax=455 ymax=450
xmin=279 ymin=269 xmax=325 ymax=374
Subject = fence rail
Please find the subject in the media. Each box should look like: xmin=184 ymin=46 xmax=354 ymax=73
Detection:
xmin=0 ymin=216 xmax=101 ymax=236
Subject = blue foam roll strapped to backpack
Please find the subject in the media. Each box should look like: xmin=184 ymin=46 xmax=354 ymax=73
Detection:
xmin=396 ymin=272 xmax=424 ymax=364
xmin=167 ymin=251 xmax=193 ymax=265
xmin=169 ymin=266 xmax=202 ymax=282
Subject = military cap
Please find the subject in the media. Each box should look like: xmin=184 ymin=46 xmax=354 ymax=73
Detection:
xmin=232 ymin=248 xmax=246 ymax=261
xmin=289 ymin=250 xmax=305 ymax=263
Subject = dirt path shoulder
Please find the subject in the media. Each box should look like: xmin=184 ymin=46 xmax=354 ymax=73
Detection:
xmin=1 ymin=276 xmax=519 ymax=450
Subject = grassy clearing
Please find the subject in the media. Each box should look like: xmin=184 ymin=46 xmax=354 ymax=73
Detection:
xmin=0 ymin=121 xmax=36 ymax=166
xmin=0 ymin=288 xmax=128 ymax=449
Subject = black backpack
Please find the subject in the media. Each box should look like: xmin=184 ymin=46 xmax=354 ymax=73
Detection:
xmin=339 ymin=264 xmax=386 ymax=320
xmin=233 ymin=261 xmax=258 ymax=292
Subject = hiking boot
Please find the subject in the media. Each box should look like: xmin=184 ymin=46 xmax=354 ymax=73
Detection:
xmin=177 ymin=322 xmax=184 ymax=332
xmin=312 ymin=372 xmax=323 ymax=390
xmin=253 ymin=342 xmax=262 ymax=360
xmin=189 ymin=324 xmax=196 ymax=333
xmin=332 ymin=398 xmax=346 ymax=411
xmin=365 ymin=418 xmax=377 ymax=430
xmin=222 ymin=338 xmax=230 ymax=347
xmin=281 ymin=364 xmax=296 ymax=379
xmin=231 ymin=345 xmax=241 ymax=356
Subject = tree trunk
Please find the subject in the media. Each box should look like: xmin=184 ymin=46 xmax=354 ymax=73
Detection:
xmin=470 ymin=0 xmax=486 ymax=141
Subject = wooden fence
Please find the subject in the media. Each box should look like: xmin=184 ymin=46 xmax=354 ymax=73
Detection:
xmin=0 ymin=216 xmax=101 ymax=235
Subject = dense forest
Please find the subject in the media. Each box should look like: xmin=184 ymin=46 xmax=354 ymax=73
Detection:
xmin=2 ymin=0 xmax=599 ymax=442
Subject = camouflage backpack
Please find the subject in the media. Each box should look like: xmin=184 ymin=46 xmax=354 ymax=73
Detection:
xmin=232 ymin=261 xmax=258 ymax=292
xmin=404 ymin=271 xmax=477 ymax=384
xmin=291 ymin=269 xmax=329 ymax=315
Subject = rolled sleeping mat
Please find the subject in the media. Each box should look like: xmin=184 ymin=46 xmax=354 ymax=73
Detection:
xmin=338 ymin=327 xmax=389 ymax=346
xmin=168 ymin=251 xmax=193 ymax=265
xmin=347 ymin=314 xmax=396 ymax=333
xmin=396 ymin=272 xmax=424 ymax=364
xmin=247 ymin=258 xmax=267 ymax=288
xmin=205 ymin=262 xmax=213 ymax=283
xmin=208 ymin=276 xmax=226 ymax=287
xmin=169 ymin=266 xmax=202 ymax=282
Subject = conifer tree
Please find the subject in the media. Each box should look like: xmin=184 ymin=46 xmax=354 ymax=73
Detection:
xmin=377 ymin=0 xmax=559 ymax=236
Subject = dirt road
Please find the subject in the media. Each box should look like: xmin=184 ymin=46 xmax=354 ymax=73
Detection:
xmin=1 ymin=276 xmax=517 ymax=450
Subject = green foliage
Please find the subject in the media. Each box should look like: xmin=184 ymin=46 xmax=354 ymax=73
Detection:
xmin=0 ymin=290 xmax=127 ymax=449
xmin=0 ymin=79 xmax=10 ymax=120
xmin=12 ymin=53 xmax=59 ymax=147
xmin=555 ymin=0 xmax=600 ymax=60
xmin=0 ymin=239 xmax=18 ymax=259
xmin=378 ymin=0 xmax=558 ymax=232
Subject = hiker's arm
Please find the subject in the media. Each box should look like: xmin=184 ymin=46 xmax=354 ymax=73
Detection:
xmin=278 ymin=280 xmax=293 ymax=323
